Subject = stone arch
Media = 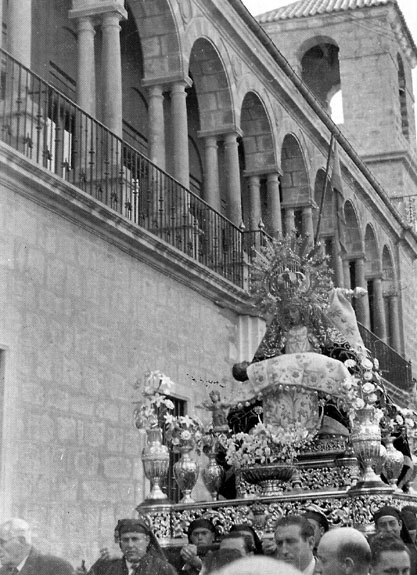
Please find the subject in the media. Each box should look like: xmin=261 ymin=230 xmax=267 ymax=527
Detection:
xmin=313 ymin=168 xmax=334 ymax=236
xmin=280 ymin=134 xmax=311 ymax=236
xmin=382 ymin=245 xmax=396 ymax=287
xmin=364 ymin=225 xmax=380 ymax=277
xmin=364 ymin=225 xmax=380 ymax=334
xmin=297 ymin=35 xmax=341 ymax=112
xmin=239 ymin=91 xmax=276 ymax=232
xmin=240 ymin=91 xmax=275 ymax=172
xmin=127 ymin=0 xmax=183 ymax=81
xmin=281 ymin=134 xmax=310 ymax=200
xmin=189 ymin=37 xmax=233 ymax=132
xmin=343 ymin=201 xmax=362 ymax=254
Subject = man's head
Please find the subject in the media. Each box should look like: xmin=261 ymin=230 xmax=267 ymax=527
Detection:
xmin=373 ymin=506 xmax=403 ymax=538
xmin=0 ymin=518 xmax=32 ymax=567
xmin=229 ymin=524 xmax=262 ymax=555
xmin=370 ymin=533 xmax=410 ymax=575
xmin=274 ymin=515 xmax=315 ymax=571
xmin=219 ymin=533 xmax=252 ymax=557
xmin=303 ymin=507 xmax=329 ymax=549
xmin=187 ymin=519 xmax=216 ymax=547
xmin=401 ymin=509 xmax=417 ymax=544
xmin=316 ymin=527 xmax=371 ymax=575
xmin=115 ymin=519 xmax=151 ymax=564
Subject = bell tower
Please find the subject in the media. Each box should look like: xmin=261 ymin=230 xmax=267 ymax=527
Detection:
xmin=257 ymin=0 xmax=417 ymax=222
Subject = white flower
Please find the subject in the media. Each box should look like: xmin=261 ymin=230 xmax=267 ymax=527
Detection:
xmin=344 ymin=359 xmax=357 ymax=369
xmin=362 ymin=382 xmax=375 ymax=394
xmin=353 ymin=397 xmax=365 ymax=410
xmin=361 ymin=358 xmax=373 ymax=370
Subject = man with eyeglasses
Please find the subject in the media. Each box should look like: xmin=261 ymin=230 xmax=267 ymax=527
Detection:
xmin=0 ymin=517 xmax=74 ymax=575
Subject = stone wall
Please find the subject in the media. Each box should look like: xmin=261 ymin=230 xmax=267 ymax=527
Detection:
xmin=0 ymin=171 xmax=240 ymax=567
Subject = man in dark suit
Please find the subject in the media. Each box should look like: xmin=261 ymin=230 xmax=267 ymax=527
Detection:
xmin=0 ymin=517 xmax=74 ymax=575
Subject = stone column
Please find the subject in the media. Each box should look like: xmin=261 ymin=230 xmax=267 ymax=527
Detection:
xmin=373 ymin=276 xmax=387 ymax=341
xmin=388 ymin=294 xmax=401 ymax=352
xmin=224 ymin=132 xmax=243 ymax=225
xmin=343 ymin=259 xmax=351 ymax=289
xmin=101 ymin=11 xmax=125 ymax=137
xmin=202 ymin=136 xmax=221 ymax=211
xmin=284 ymin=207 xmax=295 ymax=236
xmin=332 ymin=241 xmax=345 ymax=287
xmin=267 ymin=172 xmax=282 ymax=237
xmin=248 ymin=175 xmax=262 ymax=230
xmin=9 ymin=0 xmax=32 ymax=67
xmin=170 ymin=80 xmax=191 ymax=188
xmin=75 ymin=17 xmax=96 ymax=116
xmin=148 ymin=85 xmax=165 ymax=171
xmin=302 ymin=206 xmax=314 ymax=246
xmin=355 ymin=257 xmax=371 ymax=328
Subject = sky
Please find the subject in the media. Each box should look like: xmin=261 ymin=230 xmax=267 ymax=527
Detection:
xmin=241 ymin=0 xmax=417 ymax=124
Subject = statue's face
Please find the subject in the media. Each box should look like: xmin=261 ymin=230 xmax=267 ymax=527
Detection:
xmin=288 ymin=306 xmax=301 ymax=324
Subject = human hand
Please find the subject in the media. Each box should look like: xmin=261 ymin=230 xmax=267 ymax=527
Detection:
xmin=180 ymin=544 xmax=202 ymax=569
xmin=99 ymin=548 xmax=122 ymax=561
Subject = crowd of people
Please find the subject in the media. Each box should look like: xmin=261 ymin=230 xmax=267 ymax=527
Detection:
xmin=1 ymin=505 xmax=417 ymax=575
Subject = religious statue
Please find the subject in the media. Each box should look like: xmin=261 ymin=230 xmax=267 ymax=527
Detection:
xmin=201 ymin=390 xmax=231 ymax=432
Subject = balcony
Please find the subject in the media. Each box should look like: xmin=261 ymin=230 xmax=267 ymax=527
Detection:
xmin=1 ymin=49 xmax=413 ymax=397
xmin=0 ymin=48 xmax=246 ymax=288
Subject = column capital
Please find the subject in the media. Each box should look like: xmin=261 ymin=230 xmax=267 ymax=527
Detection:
xmin=170 ymin=77 xmax=193 ymax=92
xmin=74 ymin=15 xmax=96 ymax=32
xmin=198 ymin=126 xmax=243 ymax=139
xmin=244 ymin=166 xmax=282 ymax=178
xmin=69 ymin=2 xmax=127 ymax=23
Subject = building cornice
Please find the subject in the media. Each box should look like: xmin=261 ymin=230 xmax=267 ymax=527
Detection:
xmin=0 ymin=142 xmax=255 ymax=316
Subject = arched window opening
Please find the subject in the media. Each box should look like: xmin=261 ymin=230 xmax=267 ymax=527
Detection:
xmin=301 ymin=42 xmax=341 ymax=111
xmin=397 ymin=54 xmax=409 ymax=138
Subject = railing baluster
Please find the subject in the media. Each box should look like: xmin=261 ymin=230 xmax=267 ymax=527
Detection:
xmin=0 ymin=47 xmax=245 ymax=288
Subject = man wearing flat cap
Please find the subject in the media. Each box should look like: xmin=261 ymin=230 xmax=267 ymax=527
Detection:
xmin=88 ymin=518 xmax=176 ymax=575
xmin=0 ymin=517 xmax=74 ymax=575
xmin=373 ymin=505 xmax=417 ymax=575
xmin=180 ymin=519 xmax=217 ymax=575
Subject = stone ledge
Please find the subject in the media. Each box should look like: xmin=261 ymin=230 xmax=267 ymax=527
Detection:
xmin=0 ymin=141 xmax=254 ymax=315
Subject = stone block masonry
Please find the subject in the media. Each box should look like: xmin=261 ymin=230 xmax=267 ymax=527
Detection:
xmin=0 ymin=182 xmax=239 ymax=567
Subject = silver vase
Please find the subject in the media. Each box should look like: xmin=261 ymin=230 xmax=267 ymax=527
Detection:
xmin=173 ymin=446 xmax=199 ymax=503
xmin=383 ymin=436 xmax=404 ymax=487
xmin=141 ymin=427 xmax=170 ymax=501
xmin=202 ymin=453 xmax=224 ymax=500
xmin=350 ymin=407 xmax=386 ymax=490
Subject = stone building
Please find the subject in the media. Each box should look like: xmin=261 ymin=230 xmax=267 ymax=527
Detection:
xmin=0 ymin=0 xmax=416 ymax=567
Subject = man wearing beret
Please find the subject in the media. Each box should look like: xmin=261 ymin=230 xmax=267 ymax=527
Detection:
xmin=180 ymin=519 xmax=217 ymax=575
xmin=373 ymin=505 xmax=417 ymax=575
xmin=88 ymin=518 xmax=176 ymax=575
xmin=303 ymin=506 xmax=329 ymax=555
xmin=0 ymin=517 xmax=74 ymax=575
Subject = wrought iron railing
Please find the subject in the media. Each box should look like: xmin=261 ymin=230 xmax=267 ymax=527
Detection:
xmin=358 ymin=323 xmax=413 ymax=393
xmin=0 ymin=48 xmax=245 ymax=287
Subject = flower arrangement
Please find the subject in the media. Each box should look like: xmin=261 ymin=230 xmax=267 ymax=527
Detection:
xmin=224 ymin=422 xmax=313 ymax=469
xmin=164 ymin=413 xmax=204 ymax=453
xmin=133 ymin=371 xmax=175 ymax=430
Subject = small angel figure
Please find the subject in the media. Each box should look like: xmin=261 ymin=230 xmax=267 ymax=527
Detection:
xmin=202 ymin=390 xmax=231 ymax=431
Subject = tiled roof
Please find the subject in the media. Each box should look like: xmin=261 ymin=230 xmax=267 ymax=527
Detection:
xmin=257 ymin=0 xmax=392 ymax=23
xmin=256 ymin=0 xmax=417 ymax=60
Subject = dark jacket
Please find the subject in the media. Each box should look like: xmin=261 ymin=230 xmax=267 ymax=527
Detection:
xmin=88 ymin=555 xmax=176 ymax=575
xmin=0 ymin=547 xmax=74 ymax=575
